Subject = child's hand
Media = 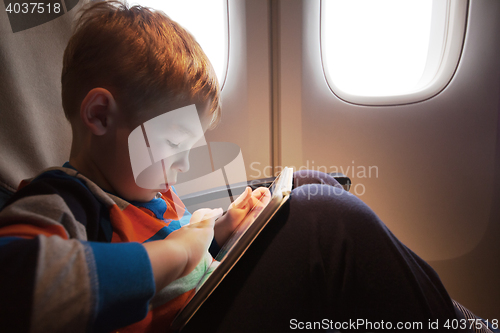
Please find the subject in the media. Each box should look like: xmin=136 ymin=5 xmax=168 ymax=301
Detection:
xmin=143 ymin=208 xmax=222 ymax=291
xmin=170 ymin=208 xmax=223 ymax=274
xmin=214 ymin=187 xmax=271 ymax=246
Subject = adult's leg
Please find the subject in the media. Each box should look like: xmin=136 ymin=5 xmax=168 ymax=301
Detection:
xmin=182 ymin=181 xmax=466 ymax=332
xmin=293 ymin=169 xmax=344 ymax=189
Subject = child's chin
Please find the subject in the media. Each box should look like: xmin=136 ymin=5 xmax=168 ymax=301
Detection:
xmin=126 ymin=188 xmax=161 ymax=202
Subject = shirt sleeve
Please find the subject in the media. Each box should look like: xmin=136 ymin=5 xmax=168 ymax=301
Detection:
xmin=0 ymin=175 xmax=156 ymax=333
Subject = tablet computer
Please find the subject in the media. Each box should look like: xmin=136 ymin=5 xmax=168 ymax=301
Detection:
xmin=171 ymin=167 xmax=294 ymax=331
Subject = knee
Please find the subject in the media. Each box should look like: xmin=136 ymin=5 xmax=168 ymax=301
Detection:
xmin=293 ymin=170 xmax=343 ymax=189
xmin=292 ymin=183 xmax=345 ymax=202
xmin=290 ymin=183 xmax=356 ymax=217
xmin=289 ymin=183 xmax=381 ymax=232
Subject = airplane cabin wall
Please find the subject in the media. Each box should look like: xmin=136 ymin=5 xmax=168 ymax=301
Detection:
xmin=210 ymin=0 xmax=500 ymax=318
xmin=205 ymin=0 xmax=272 ymax=181
xmin=298 ymin=0 xmax=500 ymax=318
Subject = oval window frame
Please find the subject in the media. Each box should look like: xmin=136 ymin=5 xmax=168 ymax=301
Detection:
xmin=320 ymin=0 xmax=469 ymax=106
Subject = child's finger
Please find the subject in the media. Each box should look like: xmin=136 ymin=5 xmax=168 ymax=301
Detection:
xmin=189 ymin=208 xmax=213 ymax=224
xmin=189 ymin=208 xmax=223 ymax=225
xmin=232 ymin=187 xmax=252 ymax=209
xmin=201 ymin=208 xmax=223 ymax=224
xmin=190 ymin=208 xmax=223 ymax=227
xmin=251 ymin=187 xmax=271 ymax=206
xmin=252 ymin=186 xmax=271 ymax=198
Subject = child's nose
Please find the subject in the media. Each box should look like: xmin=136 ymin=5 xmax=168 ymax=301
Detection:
xmin=173 ymin=152 xmax=190 ymax=173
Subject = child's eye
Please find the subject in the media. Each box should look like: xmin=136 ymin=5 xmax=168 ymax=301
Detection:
xmin=167 ymin=140 xmax=180 ymax=148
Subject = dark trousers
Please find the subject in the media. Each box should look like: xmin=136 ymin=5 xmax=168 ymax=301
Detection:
xmin=182 ymin=171 xmax=466 ymax=332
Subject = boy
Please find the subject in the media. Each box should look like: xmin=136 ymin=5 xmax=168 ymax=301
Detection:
xmin=0 ymin=1 xmax=269 ymax=332
xmin=0 ymin=1 xmax=491 ymax=332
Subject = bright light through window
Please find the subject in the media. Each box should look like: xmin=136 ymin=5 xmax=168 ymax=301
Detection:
xmin=323 ymin=0 xmax=434 ymax=97
xmin=131 ymin=0 xmax=227 ymax=87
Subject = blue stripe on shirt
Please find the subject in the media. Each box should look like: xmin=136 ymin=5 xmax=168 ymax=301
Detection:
xmin=84 ymin=241 xmax=155 ymax=333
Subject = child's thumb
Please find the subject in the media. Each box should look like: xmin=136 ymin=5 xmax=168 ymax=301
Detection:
xmin=233 ymin=187 xmax=251 ymax=209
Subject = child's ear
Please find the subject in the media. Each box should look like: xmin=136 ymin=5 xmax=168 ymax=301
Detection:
xmin=80 ymin=88 xmax=118 ymax=136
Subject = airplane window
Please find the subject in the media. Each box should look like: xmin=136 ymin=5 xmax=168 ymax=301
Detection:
xmin=321 ymin=0 xmax=468 ymax=105
xmin=131 ymin=0 xmax=228 ymax=88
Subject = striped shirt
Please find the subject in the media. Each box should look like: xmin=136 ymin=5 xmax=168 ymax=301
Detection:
xmin=0 ymin=165 xmax=213 ymax=332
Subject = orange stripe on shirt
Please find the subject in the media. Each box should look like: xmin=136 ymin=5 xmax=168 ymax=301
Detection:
xmin=0 ymin=223 xmax=68 ymax=239
xmin=161 ymin=189 xmax=185 ymax=220
xmin=109 ymin=204 xmax=167 ymax=243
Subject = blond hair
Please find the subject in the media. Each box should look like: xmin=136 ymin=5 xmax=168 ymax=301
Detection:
xmin=61 ymin=1 xmax=221 ymax=127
